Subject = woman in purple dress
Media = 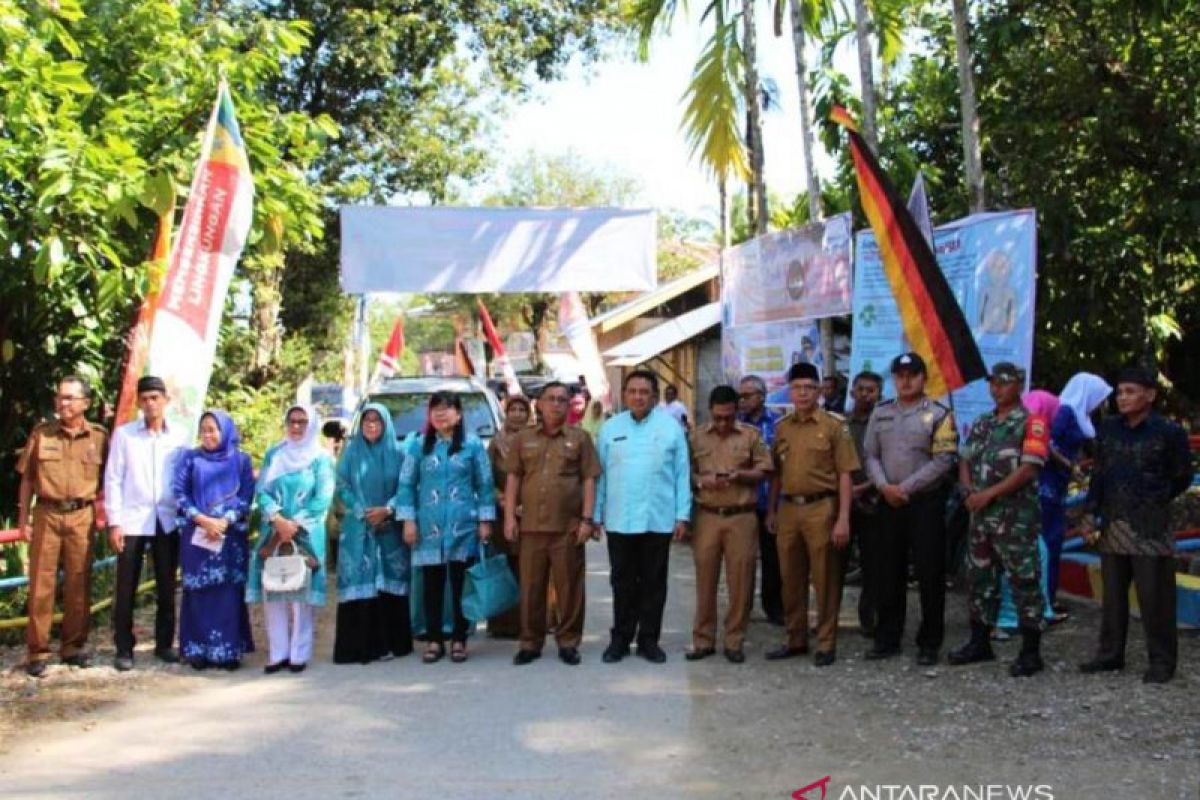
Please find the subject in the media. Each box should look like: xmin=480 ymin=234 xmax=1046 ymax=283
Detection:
xmin=174 ymin=411 xmax=256 ymax=670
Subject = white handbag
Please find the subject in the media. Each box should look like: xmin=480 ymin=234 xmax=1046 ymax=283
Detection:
xmin=261 ymin=541 xmax=311 ymax=595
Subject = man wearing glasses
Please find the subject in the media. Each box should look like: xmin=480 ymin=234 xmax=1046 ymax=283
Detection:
xmin=16 ymin=376 xmax=110 ymax=677
xmin=737 ymin=375 xmax=784 ymax=626
xmin=765 ymin=363 xmax=858 ymax=666
xmin=105 ymin=375 xmax=188 ymax=671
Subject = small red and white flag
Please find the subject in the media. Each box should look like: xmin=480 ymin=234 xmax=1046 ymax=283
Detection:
xmin=477 ymin=298 xmax=521 ymax=396
xmin=372 ymin=315 xmax=404 ymax=384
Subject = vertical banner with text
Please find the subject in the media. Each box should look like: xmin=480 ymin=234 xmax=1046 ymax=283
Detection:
xmin=147 ymin=81 xmax=255 ymax=436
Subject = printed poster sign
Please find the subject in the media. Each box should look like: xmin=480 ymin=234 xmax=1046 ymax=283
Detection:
xmin=722 ymin=212 xmax=853 ymax=327
xmin=848 ymin=209 xmax=1037 ymax=434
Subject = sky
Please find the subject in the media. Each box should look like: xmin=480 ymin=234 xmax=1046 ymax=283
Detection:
xmin=473 ymin=7 xmax=857 ymax=225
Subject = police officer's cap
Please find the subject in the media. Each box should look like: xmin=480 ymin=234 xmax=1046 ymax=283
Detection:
xmin=890 ymin=352 xmax=926 ymax=375
xmin=987 ymin=362 xmax=1026 ymax=384
xmin=786 ymin=363 xmax=820 ymax=384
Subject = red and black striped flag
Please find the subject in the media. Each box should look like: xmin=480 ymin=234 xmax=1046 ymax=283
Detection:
xmin=831 ymin=106 xmax=986 ymax=397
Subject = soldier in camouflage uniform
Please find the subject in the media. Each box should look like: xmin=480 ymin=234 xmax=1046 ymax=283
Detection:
xmin=949 ymin=362 xmax=1050 ymax=677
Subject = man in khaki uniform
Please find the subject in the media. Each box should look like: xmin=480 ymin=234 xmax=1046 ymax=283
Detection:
xmin=686 ymin=385 xmax=773 ymax=664
xmin=766 ymin=363 xmax=858 ymax=666
xmin=16 ymin=376 xmax=109 ymax=678
xmin=504 ymin=381 xmax=601 ymax=666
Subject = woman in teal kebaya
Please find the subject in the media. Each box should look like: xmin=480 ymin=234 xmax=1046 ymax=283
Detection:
xmin=395 ymin=392 xmax=496 ymax=664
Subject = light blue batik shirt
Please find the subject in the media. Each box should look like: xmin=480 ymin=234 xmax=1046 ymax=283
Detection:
xmin=593 ymin=407 xmax=692 ymax=534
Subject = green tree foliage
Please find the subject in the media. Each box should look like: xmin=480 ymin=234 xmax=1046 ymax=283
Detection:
xmin=876 ymin=0 xmax=1200 ymax=399
xmin=0 ymin=0 xmax=329 ymax=503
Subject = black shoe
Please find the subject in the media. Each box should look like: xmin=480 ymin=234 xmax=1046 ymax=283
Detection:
xmin=602 ymin=642 xmax=629 ymax=664
xmin=155 ymin=647 xmax=180 ymax=664
xmin=1142 ymin=668 xmax=1173 ymax=684
xmin=685 ymin=647 xmax=716 ymax=661
xmin=288 ymin=662 xmax=307 ymax=673
xmin=766 ymin=614 xmax=785 ymax=627
xmin=948 ymin=623 xmax=996 ymax=666
xmin=220 ymin=661 xmax=240 ymax=672
xmin=916 ymin=648 xmax=939 ymax=666
xmin=264 ymin=659 xmax=290 ymax=674
xmin=558 ymin=647 xmax=582 ymax=666
xmin=723 ymin=648 xmax=745 ymax=664
xmin=813 ymin=650 xmax=836 ymax=667
xmin=765 ymin=644 xmax=808 ymax=661
xmin=188 ymin=658 xmax=208 ymax=671
xmin=1009 ymin=653 xmax=1044 ymax=678
xmin=864 ymin=644 xmax=901 ymax=660
xmin=637 ymin=643 xmax=667 ymax=664
xmin=1008 ymin=626 xmax=1044 ymax=678
xmin=25 ymin=660 xmax=48 ymax=678
xmin=62 ymin=654 xmax=92 ymax=669
xmin=114 ymin=653 xmax=134 ymax=672
xmin=1078 ymin=657 xmax=1124 ymax=674
xmin=513 ymin=649 xmax=541 ymax=666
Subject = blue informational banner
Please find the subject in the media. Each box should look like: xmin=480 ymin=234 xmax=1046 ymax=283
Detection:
xmin=848 ymin=209 xmax=1037 ymax=435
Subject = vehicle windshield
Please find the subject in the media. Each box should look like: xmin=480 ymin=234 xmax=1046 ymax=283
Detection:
xmin=367 ymin=392 xmax=497 ymax=440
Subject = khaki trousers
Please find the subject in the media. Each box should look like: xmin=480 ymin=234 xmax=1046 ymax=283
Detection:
xmin=776 ymin=498 xmax=841 ymax=652
xmin=27 ymin=506 xmax=95 ymax=663
xmin=519 ymin=530 xmax=585 ymax=651
xmin=691 ymin=509 xmax=758 ymax=651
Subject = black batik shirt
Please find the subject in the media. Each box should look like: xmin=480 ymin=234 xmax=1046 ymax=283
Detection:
xmin=1086 ymin=413 xmax=1193 ymax=556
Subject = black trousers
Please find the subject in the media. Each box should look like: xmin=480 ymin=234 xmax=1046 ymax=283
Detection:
xmin=113 ymin=525 xmax=179 ymax=656
xmin=753 ymin=510 xmax=784 ymax=621
xmin=333 ymin=593 xmax=413 ymax=663
xmin=1097 ymin=553 xmax=1177 ymax=675
xmin=852 ymin=508 xmax=880 ymax=633
xmin=873 ymin=489 xmax=948 ymax=651
xmin=607 ymin=532 xmax=671 ymax=647
xmin=422 ymin=562 xmax=470 ymax=644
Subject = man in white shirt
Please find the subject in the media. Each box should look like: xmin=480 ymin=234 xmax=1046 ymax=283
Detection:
xmin=104 ymin=376 xmax=188 ymax=671
xmin=659 ymin=384 xmax=690 ymax=431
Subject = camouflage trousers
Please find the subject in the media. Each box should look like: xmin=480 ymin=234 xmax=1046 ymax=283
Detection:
xmin=967 ymin=512 xmax=1045 ymax=627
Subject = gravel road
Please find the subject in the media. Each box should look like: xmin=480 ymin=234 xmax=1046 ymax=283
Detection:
xmin=0 ymin=541 xmax=1196 ymax=799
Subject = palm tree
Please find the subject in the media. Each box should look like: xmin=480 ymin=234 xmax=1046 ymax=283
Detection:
xmin=741 ymin=0 xmax=769 ymax=234
xmin=775 ymin=0 xmax=831 ymax=221
xmin=853 ymin=0 xmax=879 ymax=152
xmin=678 ymin=8 xmax=750 ymax=247
xmin=951 ymin=0 xmax=985 ymax=211
xmin=634 ymin=1 xmax=767 ymax=241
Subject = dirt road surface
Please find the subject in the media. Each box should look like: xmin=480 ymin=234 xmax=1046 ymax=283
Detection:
xmin=1 ymin=542 xmax=1196 ymax=799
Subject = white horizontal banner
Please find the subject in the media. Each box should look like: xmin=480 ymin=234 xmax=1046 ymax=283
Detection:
xmin=340 ymin=206 xmax=657 ymax=293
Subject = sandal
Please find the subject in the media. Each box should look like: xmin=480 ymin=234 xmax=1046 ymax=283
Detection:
xmin=422 ymin=643 xmax=445 ymax=664
xmin=450 ymin=642 xmax=468 ymax=663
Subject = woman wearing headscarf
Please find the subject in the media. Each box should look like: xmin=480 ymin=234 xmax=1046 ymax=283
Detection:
xmin=333 ymin=403 xmax=412 ymax=664
xmin=484 ymin=395 xmax=530 ymax=638
xmin=1044 ymin=373 xmax=1113 ymax=605
xmin=174 ymin=411 xmax=256 ymax=670
xmin=246 ymin=404 xmax=336 ymax=674
xmin=395 ymin=392 xmax=496 ymax=664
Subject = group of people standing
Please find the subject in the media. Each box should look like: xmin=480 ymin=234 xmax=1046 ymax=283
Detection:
xmin=14 ymin=353 xmax=1194 ymax=684
xmin=732 ymin=355 xmax=1192 ymax=683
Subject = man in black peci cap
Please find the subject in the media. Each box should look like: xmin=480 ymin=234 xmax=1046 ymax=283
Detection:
xmin=861 ymin=352 xmax=959 ymax=665
xmin=1078 ymin=365 xmax=1193 ymax=683
xmin=105 ymin=375 xmax=189 ymax=671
